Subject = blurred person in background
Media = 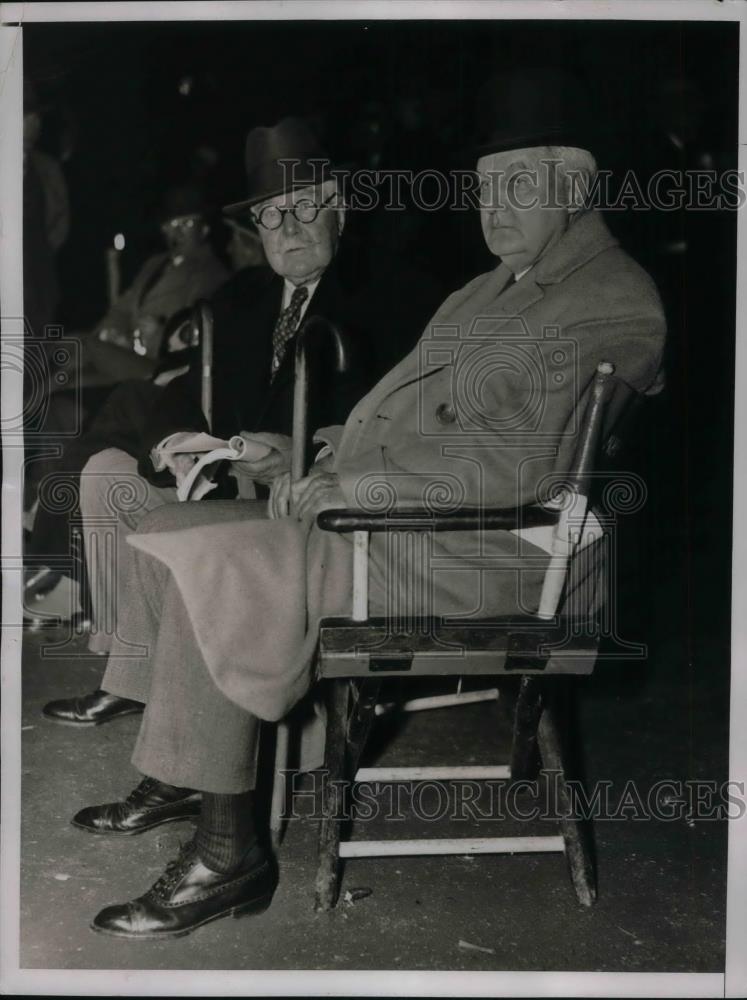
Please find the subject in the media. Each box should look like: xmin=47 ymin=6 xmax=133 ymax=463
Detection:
xmin=23 ymin=183 xmax=230 ymax=562
xmin=25 ymin=217 xmax=266 ymax=614
xmin=23 ymin=76 xmax=70 ymax=342
xmin=82 ymin=183 xmax=229 ymax=383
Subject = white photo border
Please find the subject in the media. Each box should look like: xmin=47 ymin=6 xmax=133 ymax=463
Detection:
xmin=1 ymin=2 xmax=744 ymax=996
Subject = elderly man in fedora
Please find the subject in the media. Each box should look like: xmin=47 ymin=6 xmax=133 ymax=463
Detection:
xmin=69 ymin=76 xmax=665 ymax=939
xmin=42 ymin=117 xmax=423 ymax=724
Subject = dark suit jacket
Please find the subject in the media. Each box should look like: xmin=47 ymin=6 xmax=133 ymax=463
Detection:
xmin=138 ymin=256 xmax=387 ymax=488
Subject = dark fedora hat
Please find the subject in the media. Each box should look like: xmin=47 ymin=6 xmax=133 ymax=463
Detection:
xmin=224 ymin=116 xmax=335 ymax=218
xmin=158 ymin=183 xmax=212 ymax=223
xmin=469 ymin=66 xmax=599 ymax=160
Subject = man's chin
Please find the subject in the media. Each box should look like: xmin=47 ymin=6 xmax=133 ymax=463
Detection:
xmin=284 ymin=249 xmax=314 ymax=263
xmin=486 ymin=234 xmax=525 ymax=258
xmin=281 ymin=257 xmax=322 ymax=281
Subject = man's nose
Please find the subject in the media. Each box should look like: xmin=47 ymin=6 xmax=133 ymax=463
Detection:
xmin=493 ymin=181 xmax=517 ymax=220
xmin=488 ymin=177 xmax=512 ymax=211
xmin=492 ymin=204 xmax=515 ymax=225
xmin=281 ymin=209 xmax=302 ymax=237
xmin=484 ymin=200 xmax=512 ymax=227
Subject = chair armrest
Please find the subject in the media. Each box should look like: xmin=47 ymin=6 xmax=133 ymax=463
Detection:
xmin=316 ymin=505 xmax=559 ymax=534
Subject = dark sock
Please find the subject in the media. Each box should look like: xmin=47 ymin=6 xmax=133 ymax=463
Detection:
xmin=196 ymin=791 xmax=262 ymax=874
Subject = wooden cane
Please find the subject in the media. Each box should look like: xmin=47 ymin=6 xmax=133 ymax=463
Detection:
xmin=269 ymin=316 xmax=351 ymax=850
xmin=290 ymin=315 xmax=350 ymax=489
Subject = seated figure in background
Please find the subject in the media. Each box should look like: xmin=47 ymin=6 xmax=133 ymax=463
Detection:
xmin=24 ymin=183 xmax=230 ymax=616
xmin=23 ymin=182 xmax=230 ymax=551
xmin=82 ymin=183 xmax=230 ymax=383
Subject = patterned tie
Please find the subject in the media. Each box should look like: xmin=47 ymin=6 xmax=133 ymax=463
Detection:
xmin=270 ymin=284 xmax=309 ymax=377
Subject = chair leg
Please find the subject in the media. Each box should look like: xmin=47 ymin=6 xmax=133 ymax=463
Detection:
xmin=537 ymin=696 xmax=597 ymax=907
xmin=347 ymin=678 xmax=380 ymax=777
xmin=509 ymin=676 xmax=543 ymax=781
xmin=314 ymin=678 xmax=350 ymax=912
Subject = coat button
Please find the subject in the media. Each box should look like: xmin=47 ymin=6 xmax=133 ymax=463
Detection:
xmin=435 ymin=402 xmax=456 ymax=425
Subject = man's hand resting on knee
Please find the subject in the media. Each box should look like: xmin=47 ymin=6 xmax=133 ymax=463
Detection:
xmin=269 ymin=469 xmax=345 ymax=521
xmin=233 ymin=432 xmax=293 ymax=485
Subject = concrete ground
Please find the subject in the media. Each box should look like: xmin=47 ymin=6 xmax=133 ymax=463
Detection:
xmin=19 ymin=599 xmax=728 ymax=973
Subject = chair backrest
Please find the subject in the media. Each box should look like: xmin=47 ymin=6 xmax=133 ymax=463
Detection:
xmin=566 ymin=362 xmax=619 ymax=498
xmin=535 ymin=361 xmax=620 ymax=620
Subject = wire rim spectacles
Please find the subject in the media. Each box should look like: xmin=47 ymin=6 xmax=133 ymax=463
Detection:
xmin=251 ymin=193 xmax=336 ymax=231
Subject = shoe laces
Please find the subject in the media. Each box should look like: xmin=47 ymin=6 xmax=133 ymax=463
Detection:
xmin=150 ymin=839 xmax=198 ymax=900
xmin=125 ymin=777 xmax=157 ymax=806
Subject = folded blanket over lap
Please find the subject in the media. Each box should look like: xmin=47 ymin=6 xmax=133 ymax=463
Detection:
xmin=127 ymin=515 xmax=353 ymax=722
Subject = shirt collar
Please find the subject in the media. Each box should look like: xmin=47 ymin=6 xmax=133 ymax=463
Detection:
xmin=282 ymin=277 xmax=320 ymax=309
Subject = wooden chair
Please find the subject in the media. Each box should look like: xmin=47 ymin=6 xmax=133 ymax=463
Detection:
xmin=304 ymin=360 xmax=629 ymax=911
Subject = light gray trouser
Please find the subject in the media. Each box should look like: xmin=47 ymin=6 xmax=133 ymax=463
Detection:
xmin=80 ymin=448 xmax=176 ymax=654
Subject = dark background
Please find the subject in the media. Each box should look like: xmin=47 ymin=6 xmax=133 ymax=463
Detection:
xmin=24 ymin=19 xmax=739 ymax=322
xmin=22 ymin=15 xmax=738 ymax=788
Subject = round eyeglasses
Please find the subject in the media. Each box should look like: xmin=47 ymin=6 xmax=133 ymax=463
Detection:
xmin=160 ymin=214 xmax=202 ymax=234
xmin=251 ymin=193 xmax=336 ymax=231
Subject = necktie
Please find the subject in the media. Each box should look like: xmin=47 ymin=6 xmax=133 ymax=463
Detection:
xmin=270 ymin=285 xmax=309 ymax=376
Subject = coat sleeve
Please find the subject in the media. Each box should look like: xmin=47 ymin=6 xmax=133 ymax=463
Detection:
xmin=336 ymin=306 xmax=665 ymax=512
xmin=97 ymin=285 xmax=137 ymax=338
xmin=97 ymin=257 xmax=163 ymax=338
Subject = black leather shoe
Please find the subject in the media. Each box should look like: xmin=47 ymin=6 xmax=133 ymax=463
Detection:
xmin=91 ymin=840 xmax=276 ymax=939
xmin=42 ymin=688 xmax=144 ymax=726
xmin=72 ymin=777 xmax=201 ymax=836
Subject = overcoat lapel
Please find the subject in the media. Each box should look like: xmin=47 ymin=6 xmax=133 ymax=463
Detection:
xmin=357 ymin=263 xmax=545 ymax=411
xmin=346 ymin=211 xmax=618 ymax=418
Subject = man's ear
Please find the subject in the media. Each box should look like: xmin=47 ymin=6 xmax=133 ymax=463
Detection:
xmin=566 ymin=175 xmax=582 ymax=217
xmin=563 ymin=169 xmax=589 ymax=217
xmin=336 ymin=205 xmax=347 ymax=236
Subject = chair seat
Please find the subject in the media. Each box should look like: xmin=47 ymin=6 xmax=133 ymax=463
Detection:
xmin=317 ymin=614 xmax=599 ymax=678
